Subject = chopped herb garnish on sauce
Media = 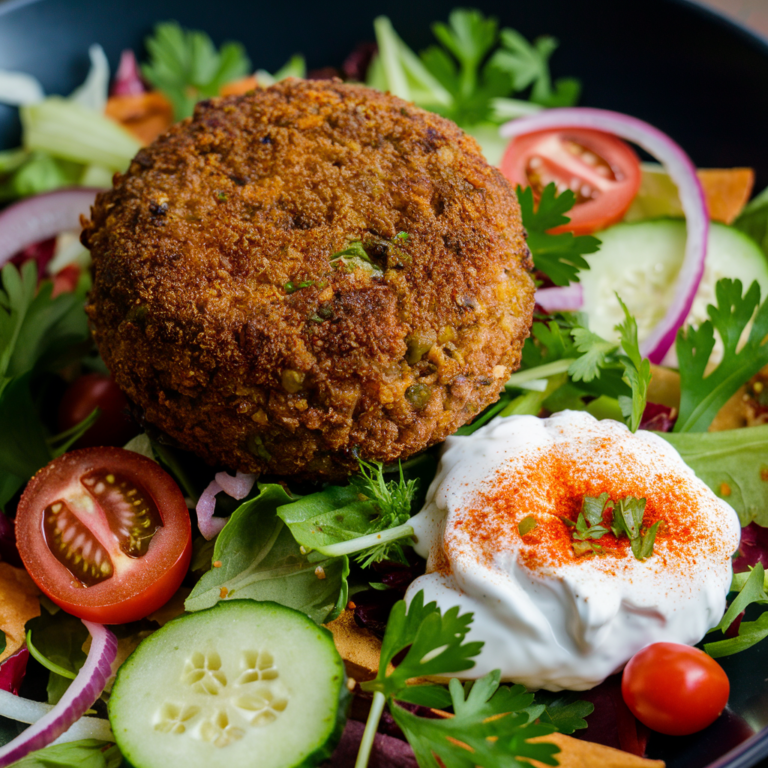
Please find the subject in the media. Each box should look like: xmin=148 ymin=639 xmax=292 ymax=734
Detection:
xmin=566 ymin=493 xmax=658 ymax=560
xmin=518 ymin=514 xmax=538 ymax=536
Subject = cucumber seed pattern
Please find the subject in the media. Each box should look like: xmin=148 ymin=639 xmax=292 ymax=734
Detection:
xmin=154 ymin=648 xmax=290 ymax=747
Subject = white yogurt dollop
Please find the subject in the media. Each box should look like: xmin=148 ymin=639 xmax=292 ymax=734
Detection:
xmin=406 ymin=411 xmax=740 ymax=691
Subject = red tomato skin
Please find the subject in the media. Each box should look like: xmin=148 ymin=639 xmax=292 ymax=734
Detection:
xmin=16 ymin=448 xmax=192 ymax=625
xmin=58 ymin=373 xmax=139 ymax=449
xmin=500 ymin=128 xmax=642 ymax=235
xmin=622 ymin=642 xmax=730 ymax=736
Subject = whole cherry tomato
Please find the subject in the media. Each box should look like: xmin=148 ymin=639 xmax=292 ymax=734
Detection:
xmin=622 ymin=642 xmax=730 ymax=735
xmin=16 ymin=448 xmax=192 ymax=624
xmin=58 ymin=373 xmax=138 ymax=448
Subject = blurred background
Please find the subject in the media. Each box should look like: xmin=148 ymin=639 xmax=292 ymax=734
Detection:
xmin=698 ymin=0 xmax=768 ymax=37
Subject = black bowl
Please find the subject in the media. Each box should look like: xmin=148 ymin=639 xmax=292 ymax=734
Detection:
xmin=1 ymin=1 xmax=767 ymax=766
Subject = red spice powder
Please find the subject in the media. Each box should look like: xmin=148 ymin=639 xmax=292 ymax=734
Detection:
xmin=446 ymin=437 xmax=726 ymax=576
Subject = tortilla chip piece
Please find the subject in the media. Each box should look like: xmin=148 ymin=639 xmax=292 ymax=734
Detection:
xmin=698 ymin=168 xmax=754 ymax=225
xmin=530 ymin=732 xmax=665 ymax=768
xmin=325 ymin=609 xmax=383 ymax=682
xmin=0 ymin=562 xmax=41 ymax=663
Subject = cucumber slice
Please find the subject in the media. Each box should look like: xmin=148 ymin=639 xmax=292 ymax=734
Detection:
xmin=580 ymin=219 xmax=768 ymax=363
xmin=109 ymin=600 xmax=349 ymax=768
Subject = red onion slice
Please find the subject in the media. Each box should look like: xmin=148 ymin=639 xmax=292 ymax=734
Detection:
xmin=214 ymin=471 xmax=256 ymax=500
xmin=196 ymin=479 xmax=226 ymax=540
xmin=501 ymin=108 xmax=708 ymax=363
xmin=536 ymin=284 xmax=583 ymax=313
xmin=0 ymin=188 xmax=102 ymax=268
xmin=0 ymin=621 xmax=116 ymax=767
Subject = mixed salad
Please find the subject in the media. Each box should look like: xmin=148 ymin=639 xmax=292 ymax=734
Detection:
xmin=0 ymin=8 xmax=768 ymax=768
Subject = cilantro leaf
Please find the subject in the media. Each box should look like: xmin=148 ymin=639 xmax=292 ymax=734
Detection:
xmin=614 ymin=295 xmax=651 ymax=433
xmin=491 ymin=30 xmax=580 ymax=107
xmin=610 ymin=496 xmax=659 ymax=561
xmin=568 ymin=328 xmax=617 ymax=383
xmin=582 ymin=492 xmax=610 ymax=527
xmin=363 ymin=590 xmax=483 ymax=698
xmin=517 ymin=184 xmax=600 ymax=286
xmin=675 ymin=279 xmax=768 ymax=433
xmin=391 ymin=672 xmax=559 ymax=768
xmin=533 ymin=690 xmax=594 ymax=734
xmin=142 ymin=22 xmax=251 ymax=120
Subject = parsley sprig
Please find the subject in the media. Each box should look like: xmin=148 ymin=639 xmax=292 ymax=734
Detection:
xmin=564 ymin=492 xmax=610 ymax=556
xmin=517 ymin=184 xmax=600 ymax=287
xmin=355 ymin=591 xmax=566 ymax=768
xmin=504 ymin=299 xmax=650 ymax=432
xmin=675 ymin=278 xmax=768 ymax=433
xmin=565 ymin=493 xmax=659 ymax=561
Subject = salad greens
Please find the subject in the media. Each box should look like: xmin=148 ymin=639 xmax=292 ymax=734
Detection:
xmin=355 ymin=590 xmax=585 ymax=768
xmin=735 ymin=183 xmax=768 ymax=257
xmin=278 ymin=459 xmax=417 ymax=567
xmin=185 ymin=484 xmax=349 ymax=624
xmin=705 ymin=564 xmax=768 ymax=658
xmin=141 ymin=22 xmax=251 ymax=121
xmin=660 ymin=423 xmax=768 ymax=526
xmin=0 ymin=262 xmax=96 ymax=508
xmin=9 ymin=739 xmax=122 ymax=768
xmin=368 ymin=10 xmax=578 ymax=163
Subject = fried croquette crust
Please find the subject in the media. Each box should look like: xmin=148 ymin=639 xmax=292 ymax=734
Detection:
xmin=83 ymin=79 xmax=535 ymax=478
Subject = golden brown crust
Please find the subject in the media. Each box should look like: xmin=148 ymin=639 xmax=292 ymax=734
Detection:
xmin=83 ymin=79 xmax=535 ymax=478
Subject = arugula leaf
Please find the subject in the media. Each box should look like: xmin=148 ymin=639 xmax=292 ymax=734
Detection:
xmin=142 ymin=22 xmax=251 ymax=120
xmin=659 ymin=424 xmax=768 ymax=526
xmin=391 ymin=673 xmax=559 ymax=768
xmin=277 ymin=460 xmax=417 ymax=567
xmin=517 ymin=184 xmax=600 ymax=286
xmin=705 ymin=613 xmax=768 ymax=659
xmin=614 ymin=296 xmax=651 ymax=433
xmin=705 ymin=566 xmax=768 ymax=658
xmin=185 ymin=484 xmax=348 ymax=624
xmin=675 ymin=279 xmax=768 ymax=433
xmin=10 ymin=740 xmax=122 ymax=768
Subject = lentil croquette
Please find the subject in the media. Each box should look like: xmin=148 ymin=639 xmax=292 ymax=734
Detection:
xmin=83 ymin=79 xmax=535 ymax=478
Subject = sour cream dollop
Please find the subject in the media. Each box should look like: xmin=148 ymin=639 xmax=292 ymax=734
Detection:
xmin=406 ymin=411 xmax=740 ymax=691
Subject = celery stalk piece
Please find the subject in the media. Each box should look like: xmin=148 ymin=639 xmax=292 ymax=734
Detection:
xmin=69 ymin=44 xmax=110 ymax=113
xmin=372 ymin=16 xmax=452 ymax=110
xmin=21 ymin=97 xmax=141 ymax=172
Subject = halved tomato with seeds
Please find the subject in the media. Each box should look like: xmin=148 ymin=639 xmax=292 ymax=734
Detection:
xmin=500 ymin=127 xmax=642 ymax=235
xmin=16 ymin=447 xmax=192 ymax=624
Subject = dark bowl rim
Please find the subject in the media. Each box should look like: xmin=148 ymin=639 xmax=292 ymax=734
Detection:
xmin=0 ymin=0 xmax=767 ymax=766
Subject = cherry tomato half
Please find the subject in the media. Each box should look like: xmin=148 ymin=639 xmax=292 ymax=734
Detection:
xmin=58 ymin=373 xmax=139 ymax=449
xmin=622 ymin=642 xmax=730 ymax=736
xmin=500 ymin=128 xmax=642 ymax=235
xmin=16 ymin=448 xmax=192 ymax=624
